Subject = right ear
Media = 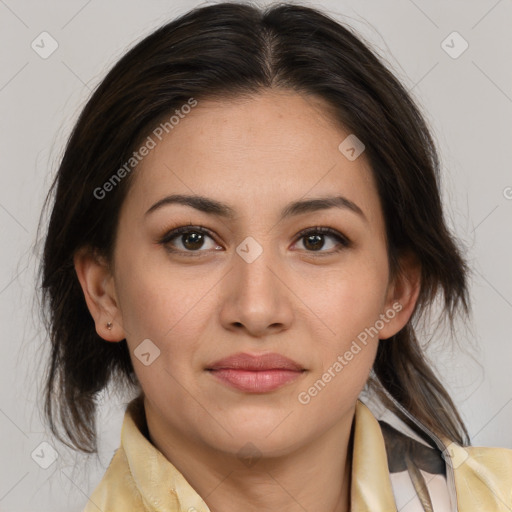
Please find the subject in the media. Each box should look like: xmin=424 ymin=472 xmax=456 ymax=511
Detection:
xmin=73 ymin=247 xmax=125 ymax=342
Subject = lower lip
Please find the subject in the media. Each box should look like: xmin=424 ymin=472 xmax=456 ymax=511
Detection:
xmin=208 ymin=369 xmax=304 ymax=392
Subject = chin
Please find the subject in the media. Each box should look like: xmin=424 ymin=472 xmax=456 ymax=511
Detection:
xmin=204 ymin=414 xmax=311 ymax=458
xmin=210 ymin=432 xmax=306 ymax=462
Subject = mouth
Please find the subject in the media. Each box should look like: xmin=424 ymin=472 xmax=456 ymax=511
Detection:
xmin=206 ymin=352 xmax=307 ymax=393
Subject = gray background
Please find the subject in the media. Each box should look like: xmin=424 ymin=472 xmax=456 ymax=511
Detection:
xmin=0 ymin=0 xmax=511 ymax=510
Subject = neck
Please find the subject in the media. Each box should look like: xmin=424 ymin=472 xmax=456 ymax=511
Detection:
xmin=146 ymin=402 xmax=355 ymax=512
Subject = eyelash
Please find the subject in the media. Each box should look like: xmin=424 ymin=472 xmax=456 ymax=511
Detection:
xmin=157 ymin=224 xmax=351 ymax=258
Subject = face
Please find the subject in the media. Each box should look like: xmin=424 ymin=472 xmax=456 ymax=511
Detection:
xmin=78 ymin=89 xmax=416 ymax=461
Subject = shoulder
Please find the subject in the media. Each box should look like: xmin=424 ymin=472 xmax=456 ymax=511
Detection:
xmin=82 ymin=447 xmax=147 ymax=512
xmin=359 ymin=398 xmax=512 ymax=510
xmin=447 ymin=443 xmax=512 ymax=509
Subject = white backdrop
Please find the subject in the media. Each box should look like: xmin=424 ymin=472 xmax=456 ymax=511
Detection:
xmin=0 ymin=0 xmax=511 ymax=510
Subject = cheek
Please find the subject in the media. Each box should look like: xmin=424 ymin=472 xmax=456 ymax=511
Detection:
xmin=295 ymin=275 xmax=384 ymax=422
xmin=114 ymin=251 xmax=212 ymax=377
xmin=305 ymin=252 xmax=389 ymax=341
xmin=114 ymin=244 xmax=202 ymax=338
xmin=116 ymin=270 xmax=205 ymax=410
xmin=296 ymin=250 xmax=388 ymax=399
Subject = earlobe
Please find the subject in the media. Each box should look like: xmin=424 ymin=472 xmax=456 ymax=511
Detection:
xmin=378 ymin=251 xmax=421 ymax=340
xmin=73 ymin=247 xmax=125 ymax=342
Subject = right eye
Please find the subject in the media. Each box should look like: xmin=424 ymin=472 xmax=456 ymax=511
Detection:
xmin=158 ymin=225 xmax=223 ymax=256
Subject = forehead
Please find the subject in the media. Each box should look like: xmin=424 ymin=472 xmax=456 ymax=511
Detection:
xmin=123 ymin=90 xmax=381 ymax=224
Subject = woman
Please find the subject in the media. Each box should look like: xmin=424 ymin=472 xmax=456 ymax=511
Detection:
xmin=39 ymin=2 xmax=512 ymax=511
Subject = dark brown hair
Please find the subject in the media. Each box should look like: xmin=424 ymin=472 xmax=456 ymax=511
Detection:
xmin=39 ymin=1 xmax=470 ymax=453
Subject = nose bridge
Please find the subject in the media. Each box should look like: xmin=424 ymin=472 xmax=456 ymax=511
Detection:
xmin=221 ymin=233 xmax=293 ymax=333
xmin=234 ymin=234 xmax=279 ymax=296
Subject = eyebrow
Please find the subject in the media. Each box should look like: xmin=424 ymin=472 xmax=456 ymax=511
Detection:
xmin=145 ymin=194 xmax=367 ymax=222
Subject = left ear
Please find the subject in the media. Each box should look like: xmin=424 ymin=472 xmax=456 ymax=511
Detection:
xmin=378 ymin=250 xmax=421 ymax=340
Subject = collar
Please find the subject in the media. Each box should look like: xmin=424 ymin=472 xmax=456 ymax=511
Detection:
xmin=119 ymin=397 xmax=396 ymax=512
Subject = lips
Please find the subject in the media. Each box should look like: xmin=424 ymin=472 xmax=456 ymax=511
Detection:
xmin=206 ymin=352 xmax=306 ymax=393
xmin=207 ymin=352 xmax=304 ymax=371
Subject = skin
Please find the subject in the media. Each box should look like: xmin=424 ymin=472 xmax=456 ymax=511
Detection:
xmin=75 ymin=89 xmax=420 ymax=512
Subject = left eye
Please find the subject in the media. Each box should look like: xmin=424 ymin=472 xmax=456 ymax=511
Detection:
xmin=158 ymin=225 xmax=350 ymax=256
xmin=293 ymin=227 xmax=351 ymax=253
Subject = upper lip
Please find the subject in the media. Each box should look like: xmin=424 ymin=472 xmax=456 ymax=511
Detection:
xmin=206 ymin=352 xmax=305 ymax=371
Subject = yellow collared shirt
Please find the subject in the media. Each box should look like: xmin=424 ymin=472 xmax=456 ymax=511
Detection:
xmin=83 ymin=398 xmax=512 ymax=511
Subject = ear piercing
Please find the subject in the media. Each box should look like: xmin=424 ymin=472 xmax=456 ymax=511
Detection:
xmin=106 ymin=322 xmax=113 ymax=330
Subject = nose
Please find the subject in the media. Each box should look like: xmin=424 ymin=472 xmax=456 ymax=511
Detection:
xmin=218 ymin=237 xmax=294 ymax=338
